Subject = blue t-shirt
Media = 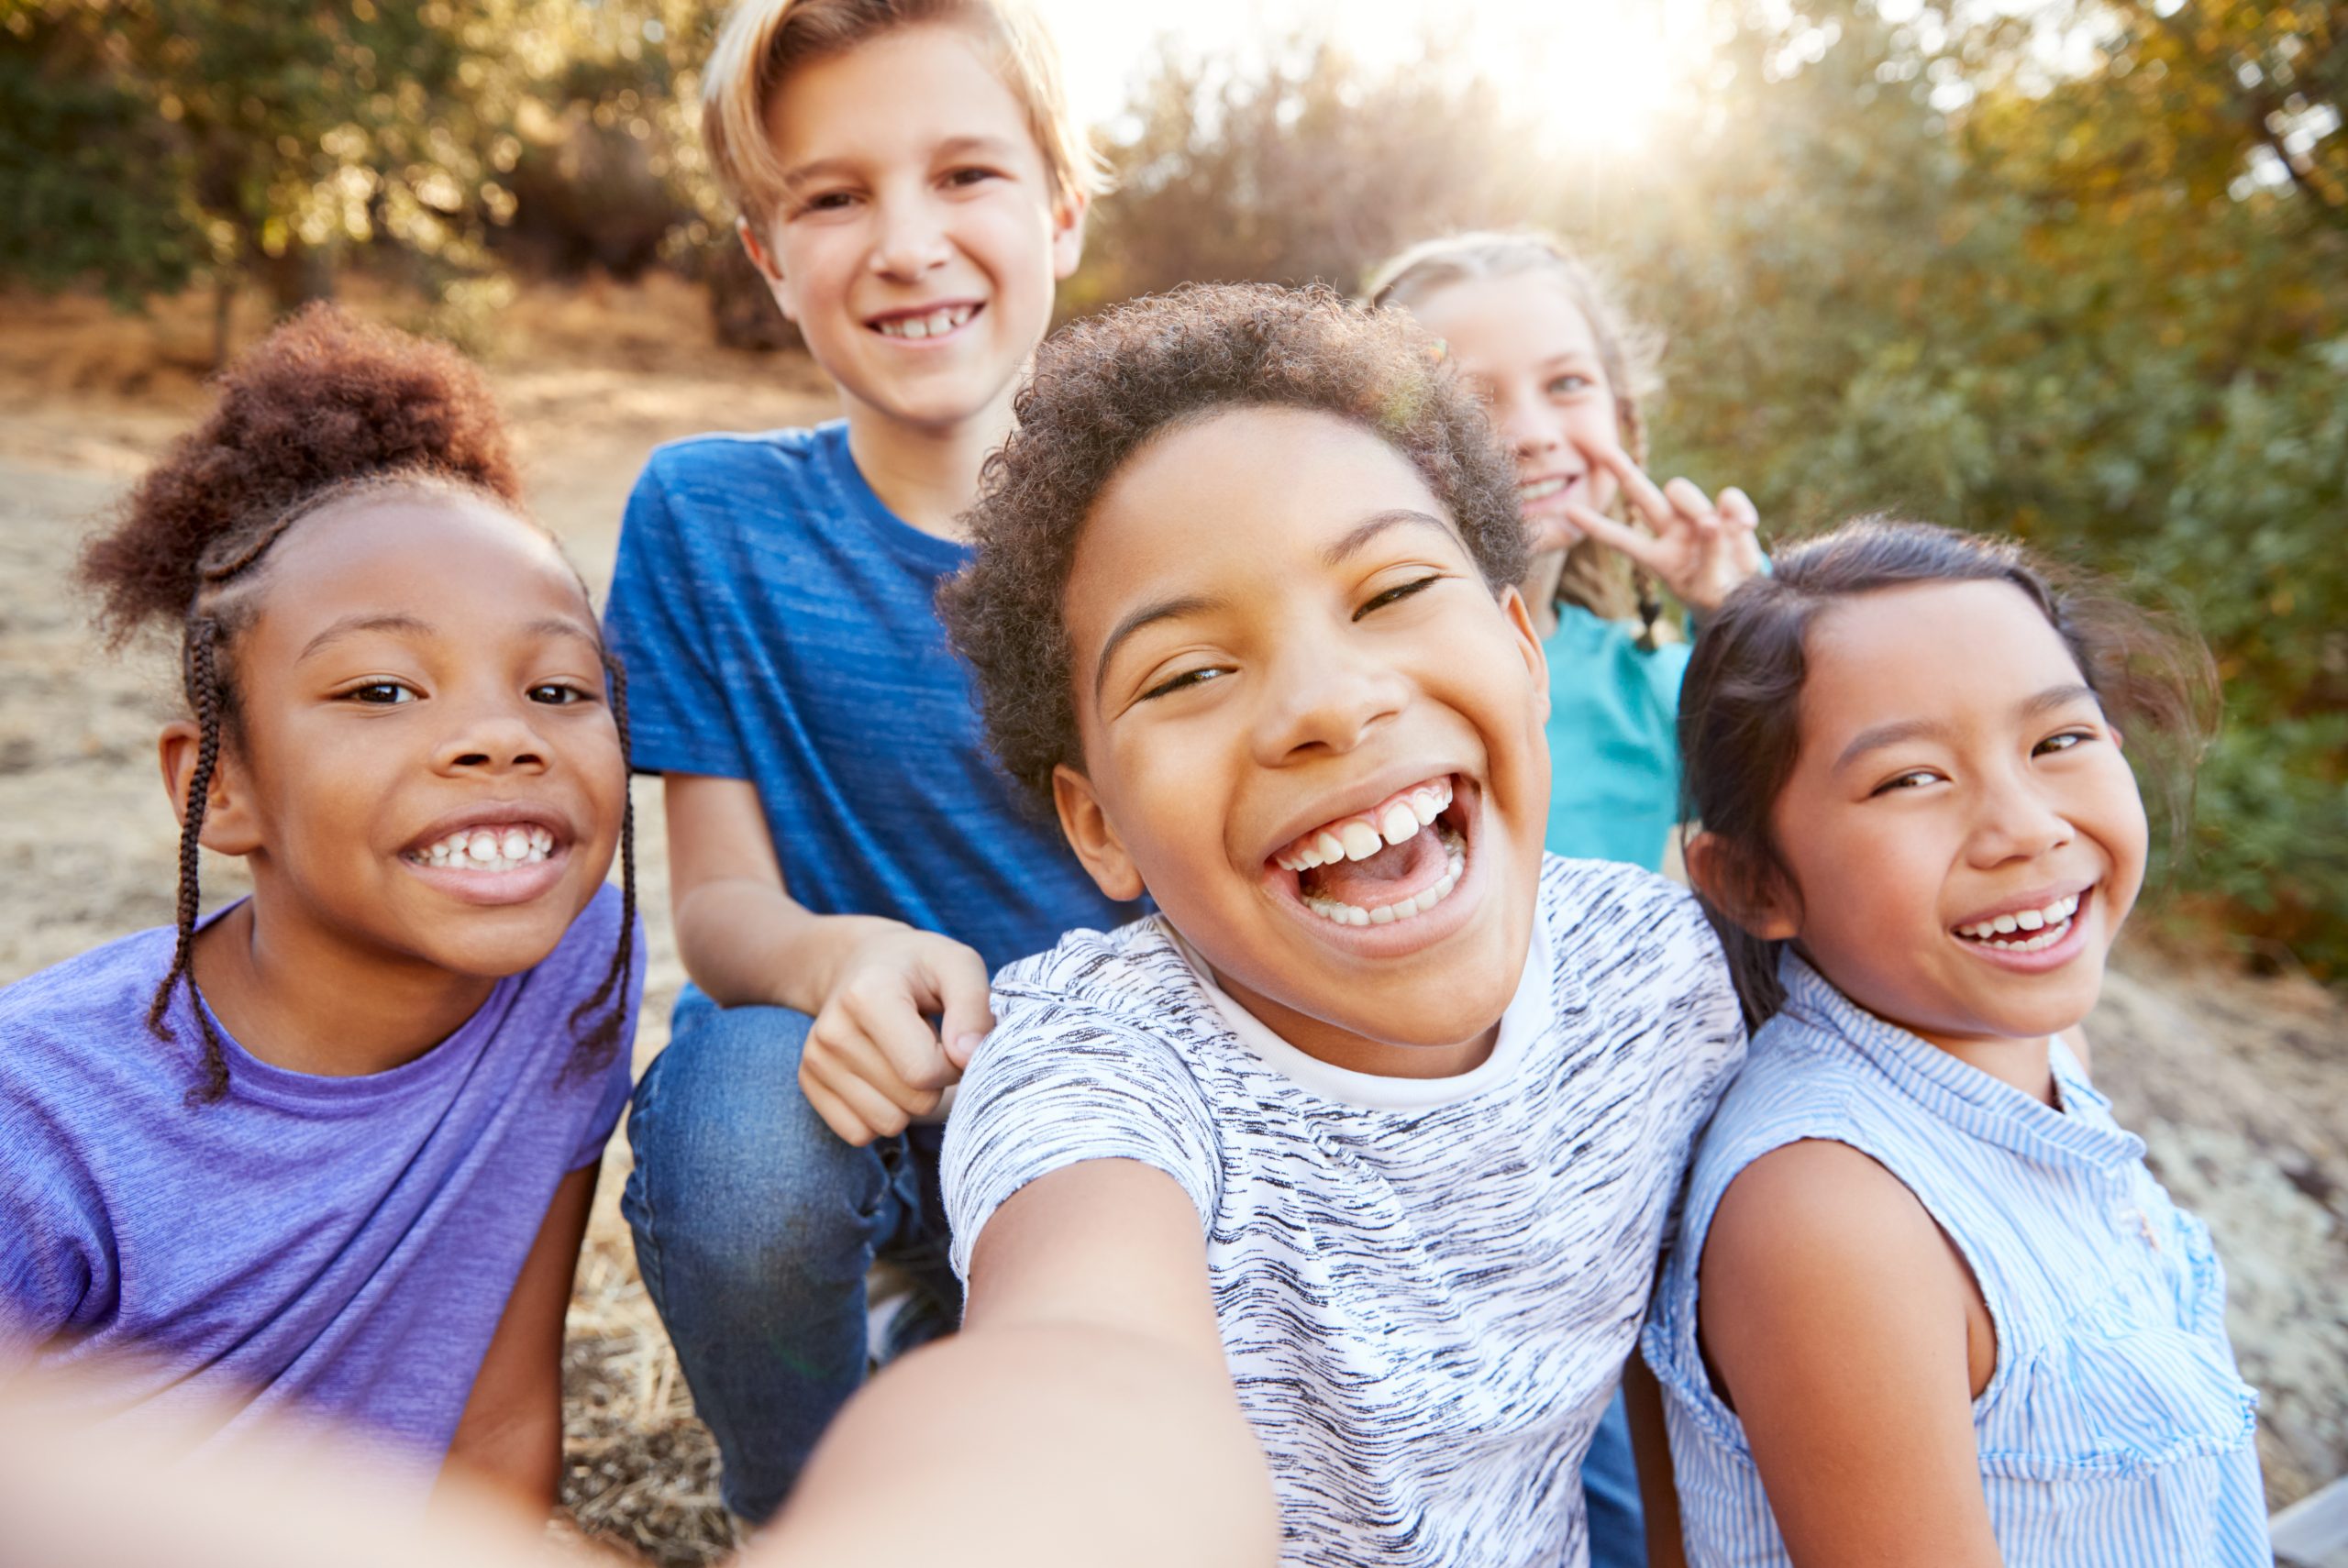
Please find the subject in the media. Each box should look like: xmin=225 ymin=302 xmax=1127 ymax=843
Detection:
xmin=0 ymin=887 xmax=640 ymax=1483
xmin=1543 ymin=608 xmax=1690 ymax=872
xmin=603 ymin=421 xmax=1140 ymax=973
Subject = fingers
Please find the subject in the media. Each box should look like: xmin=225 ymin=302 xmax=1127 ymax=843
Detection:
xmin=799 ymin=1051 xmax=923 ymax=1145
xmin=1576 ymin=435 xmax=1680 ymax=532
xmin=928 ymin=944 xmax=997 ymax=1071
xmin=1561 ymin=501 xmax=1669 ymax=573
xmin=1718 ymin=485 xmax=1759 ymax=533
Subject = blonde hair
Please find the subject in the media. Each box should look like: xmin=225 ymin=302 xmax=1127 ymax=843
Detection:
xmin=1367 ymin=231 xmax=1664 ymax=624
xmin=703 ymin=0 xmax=1106 ymax=233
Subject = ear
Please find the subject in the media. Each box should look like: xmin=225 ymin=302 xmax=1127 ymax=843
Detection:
xmin=159 ymin=722 xmax=262 ymax=857
xmin=1048 ymin=191 xmax=1090 ymax=282
xmin=737 ymin=215 xmax=798 ymax=320
xmin=1685 ymin=829 xmax=1799 ymax=941
xmin=1497 ymin=584 xmax=1551 ymax=723
xmin=1051 ymin=761 xmax=1143 ymax=902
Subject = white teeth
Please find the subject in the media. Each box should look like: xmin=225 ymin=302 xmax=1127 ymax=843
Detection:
xmin=1276 ymin=778 xmax=1456 ymax=872
xmin=925 ymin=307 xmax=956 ymax=335
xmin=900 ymin=315 xmax=930 ymax=338
xmin=1410 ymin=791 xmax=1439 ymax=825
xmin=1301 ymin=826 xmax=1468 ymax=929
xmin=1379 ymin=803 xmax=1420 ymax=846
xmin=1340 ymin=822 xmax=1384 ymax=861
xmin=408 ymin=823 xmax=557 ymax=875
xmin=1519 ymin=477 xmax=1567 ymax=501
xmin=1957 ymin=891 xmax=2087 ymax=946
xmin=878 ymin=304 xmax=974 ymax=339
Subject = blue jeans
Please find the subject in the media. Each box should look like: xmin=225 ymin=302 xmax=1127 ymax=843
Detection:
xmin=621 ymin=988 xmax=960 ymax=1523
xmin=1583 ymin=1386 xmax=1646 ymax=1567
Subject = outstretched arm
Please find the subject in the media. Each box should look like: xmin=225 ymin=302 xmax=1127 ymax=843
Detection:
xmin=759 ymin=1158 xmax=1279 ymax=1567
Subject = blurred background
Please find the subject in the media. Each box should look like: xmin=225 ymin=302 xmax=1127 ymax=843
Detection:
xmin=0 ymin=1 xmax=2342 ymax=1560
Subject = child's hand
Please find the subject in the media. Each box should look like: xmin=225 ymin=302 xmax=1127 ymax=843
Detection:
xmin=800 ymin=926 xmax=994 ymax=1146
xmin=1561 ymin=436 xmax=1765 ymax=617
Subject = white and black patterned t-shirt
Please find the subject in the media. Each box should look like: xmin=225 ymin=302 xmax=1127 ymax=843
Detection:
xmin=945 ymin=856 xmax=1746 ymax=1568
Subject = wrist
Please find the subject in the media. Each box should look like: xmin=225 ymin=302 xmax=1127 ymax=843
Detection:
xmin=784 ymin=912 xmax=912 ymax=1013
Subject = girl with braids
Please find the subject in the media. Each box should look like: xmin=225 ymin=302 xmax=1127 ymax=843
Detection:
xmin=1368 ymin=232 xmax=1765 ymax=876
xmin=1367 ymin=234 xmax=1765 ymax=1568
xmin=0 ymin=305 xmax=642 ymax=1511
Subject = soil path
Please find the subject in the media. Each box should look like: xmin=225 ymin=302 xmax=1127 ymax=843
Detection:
xmin=2 ymin=283 xmax=2339 ymax=1562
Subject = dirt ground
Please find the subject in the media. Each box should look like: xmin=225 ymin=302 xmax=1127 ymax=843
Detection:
xmin=1 ymin=279 xmax=2341 ymax=1560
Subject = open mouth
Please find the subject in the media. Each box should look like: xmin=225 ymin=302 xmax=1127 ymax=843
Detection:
xmin=1268 ymin=774 xmax=1471 ymax=930
xmin=1950 ymin=887 xmax=2088 ymax=956
xmin=868 ymin=302 xmax=981 ymax=341
xmin=1516 ymin=473 xmax=1581 ymax=509
xmin=404 ymin=823 xmax=560 ymax=875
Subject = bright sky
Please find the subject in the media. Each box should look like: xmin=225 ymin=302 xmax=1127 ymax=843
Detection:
xmin=1030 ymin=0 xmax=1718 ymax=157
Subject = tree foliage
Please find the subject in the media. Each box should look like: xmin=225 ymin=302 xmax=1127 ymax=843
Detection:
xmin=1079 ymin=1 xmax=2347 ymax=975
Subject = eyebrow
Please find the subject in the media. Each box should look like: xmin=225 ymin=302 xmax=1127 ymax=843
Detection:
xmin=781 ymin=135 xmax=1022 ymax=192
xmin=1320 ymin=508 xmax=1459 ymax=569
xmin=297 ymin=613 xmax=601 ymax=663
xmin=1833 ymin=681 xmax=2101 ymax=772
xmin=1093 ymin=593 xmax=1222 ymax=701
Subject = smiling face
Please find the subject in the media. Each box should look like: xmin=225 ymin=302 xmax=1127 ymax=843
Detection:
xmin=746 ymin=21 xmax=1083 ymax=434
xmin=1406 ymin=271 xmax=1625 ymax=548
xmin=1760 ymin=580 xmax=2148 ymax=1055
xmin=1053 ymin=406 xmax=1553 ymax=1077
xmin=209 ymin=494 xmax=626 ymax=983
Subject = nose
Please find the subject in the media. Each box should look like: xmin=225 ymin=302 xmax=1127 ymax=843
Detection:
xmin=1250 ymin=635 xmax=1410 ymax=767
xmin=1493 ymin=387 xmax=1563 ymax=463
xmin=1966 ymin=766 xmax=2073 ymax=867
xmin=435 ymin=699 xmax=550 ymax=777
xmin=869 ymin=188 xmax=952 ymax=281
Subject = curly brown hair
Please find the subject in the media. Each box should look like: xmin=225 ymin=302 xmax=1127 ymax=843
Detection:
xmin=75 ymin=304 xmax=634 ymax=1105
xmin=938 ymin=282 xmax=1529 ymax=810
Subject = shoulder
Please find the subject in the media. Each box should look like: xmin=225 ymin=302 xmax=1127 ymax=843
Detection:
xmin=980 ymin=920 xmax=1220 ymax=1086
xmin=627 ymin=424 xmax=841 ymax=525
xmin=0 ymin=928 xmax=178 ymax=1093
xmin=1540 ymin=856 xmax=1732 ymax=1009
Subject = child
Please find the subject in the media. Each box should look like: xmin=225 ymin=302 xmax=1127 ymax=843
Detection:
xmin=599 ymin=0 xmax=1130 ymax=1525
xmin=1647 ymin=520 xmax=2266 ymax=1564
xmin=1368 ymin=232 xmax=1764 ymax=874
xmin=743 ymin=282 xmax=1746 ymax=1565
xmin=1369 ymin=228 xmax=1767 ymax=1567
xmin=0 ymin=306 xmax=643 ymax=1507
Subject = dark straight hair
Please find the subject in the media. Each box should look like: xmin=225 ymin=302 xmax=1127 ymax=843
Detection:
xmin=1677 ymin=516 xmax=2218 ymax=1030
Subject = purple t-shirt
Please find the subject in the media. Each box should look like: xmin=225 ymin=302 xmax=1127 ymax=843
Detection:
xmin=0 ymin=885 xmax=639 ymax=1479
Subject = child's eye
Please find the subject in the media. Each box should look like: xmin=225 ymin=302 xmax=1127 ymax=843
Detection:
xmin=528 ymin=682 xmax=592 ymax=706
xmin=1870 ymin=767 xmax=1942 ymax=796
xmin=943 ymin=166 xmax=1002 ymax=188
xmin=1139 ymin=667 xmax=1225 ymax=701
xmin=1354 ymin=575 xmax=1442 ymax=621
xmin=796 ymin=190 xmax=857 ymax=215
xmin=1546 ymin=373 xmax=1593 ymax=396
xmin=344 ymin=681 xmax=416 ymax=706
xmin=2034 ymin=729 xmax=2095 ymax=756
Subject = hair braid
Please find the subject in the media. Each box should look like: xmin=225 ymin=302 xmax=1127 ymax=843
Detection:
xmin=147 ymin=616 xmax=234 ymax=1103
xmin=564 ymin=648 xmax=637 ymax=1077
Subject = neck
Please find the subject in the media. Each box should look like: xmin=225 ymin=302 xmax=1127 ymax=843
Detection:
xmin=1520 ymin=547 xmax=1567 ymax=638
xmin=1915 ymin=1025 xmax=2059 ymax=1106
xmin=842 ymin=384 xmax=1018 ymax=541
xmin=190 ymin=898 xmax=500 ymax=1079
xmin=1207 ymin=958 xmax=1498 ymax=1079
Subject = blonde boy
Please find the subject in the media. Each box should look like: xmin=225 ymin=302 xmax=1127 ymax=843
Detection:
xmin=600 ymin=0 xmax=1127 ymax=1524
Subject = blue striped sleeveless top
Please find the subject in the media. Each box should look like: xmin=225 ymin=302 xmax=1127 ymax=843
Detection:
xmin=1644 ymin=954 xmax=2269 ymax=1567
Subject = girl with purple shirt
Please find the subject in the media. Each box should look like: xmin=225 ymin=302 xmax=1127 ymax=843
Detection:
xmin=0 ymin=307 xmax=643 ymax=1509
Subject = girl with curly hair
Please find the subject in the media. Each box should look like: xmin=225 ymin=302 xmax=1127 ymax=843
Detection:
xmin=753 ymin=282 xmax=1746 ymax=1568
xmin=0 ymin=306 xmax=642 ymax=1511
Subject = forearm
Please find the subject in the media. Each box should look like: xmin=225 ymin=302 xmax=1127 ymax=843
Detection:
xmin=442 ymin=1399 xmax=562 ymax=1518
xmin=672 ymin=878 xmax=904 ymax=1013
xmin=756 ymin=1322 xmax=1279 ymax=1568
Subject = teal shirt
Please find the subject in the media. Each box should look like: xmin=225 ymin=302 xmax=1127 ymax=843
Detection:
xmin=1542 ymin=609 xmax=1690 ymax=872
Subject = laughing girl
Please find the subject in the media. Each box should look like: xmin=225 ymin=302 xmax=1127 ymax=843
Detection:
xmin=1650 ymin=520 xmax=2266 ymax=1566
xmin=0 ymin=307 xmax=642 ymax=1509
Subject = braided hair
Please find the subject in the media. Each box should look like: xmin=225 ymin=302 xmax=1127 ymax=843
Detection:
xmin=80 ymin=304 xmax=637 ymax=1104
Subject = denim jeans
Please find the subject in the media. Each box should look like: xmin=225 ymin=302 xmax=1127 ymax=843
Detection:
xmin=621 ymin=988 xmax=960 ymax=1524
xmin=1583 ymin=1386 xmax=1647 ymax=1567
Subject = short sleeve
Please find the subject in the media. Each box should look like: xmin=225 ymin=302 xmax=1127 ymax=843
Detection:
xmin=0 ymin=1113 xmax=97 ymax=1363
xmin=602 ymin=452 xmax=751 ymax=780
xmin=564 ymin=905 xmax=647 ymax=1171
xmin=943 ymin=986 xmax=1224 ymax=1281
